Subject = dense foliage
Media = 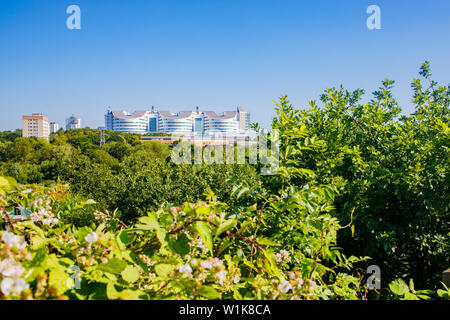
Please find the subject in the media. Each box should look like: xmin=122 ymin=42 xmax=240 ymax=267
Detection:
xmin=0 ymin=163 xmax=371 ymax=300
xmin=0 ymin=63 xmax=448 ymax=300
xmin=261 ymin=62 xmax=449 ymax=289
xmin=0 ymin=128 xmax=259 ymax=223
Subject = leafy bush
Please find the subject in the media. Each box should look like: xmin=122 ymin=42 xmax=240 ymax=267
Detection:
xmin=0 ymin=178 xmax=368 ymax=300
xmin=263 ymin=62 xmax=449 ymax=289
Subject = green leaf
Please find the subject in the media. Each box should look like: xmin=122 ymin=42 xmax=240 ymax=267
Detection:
xmin=215 ymin=219 xmax=237 ymax=239
xmin=48 ymin=268 xmax=71 ymax=296
xmin=408 ymin=278 xmax=416 ymax=293
xmin=98 ymin=258 xmax=127 ymax=274
xmin=160 ymin=214 xmax=174 ymax=227
xmin=117 ymin=230 xmax=135 ymax=249
xmin=82 ymin=199 xmax=97 ymax=205
xmin=256 ymin=237 xmax=279 ymax=246
xmin=106 ymin=282 xmax=119 ymax=299
xmin=389 ymin=279 xmax=409 ymax=296
xmin=403 ymin=292 xmax=419 ymax=300
xmin=195 ymin=206 xmax=211 ymax=216
xmin=154 ymin=264 xmax=175 ymax=279
xmin=30 ymin=247 xmax=49 ymax=267
xmin=168 ymin=234 xmax=190 ymax=256
xmin=116 ymin=289 xmax=144 ymax=300
xmin=121 ymin=265 xmax=140 ymax=283
xmin=197 ymin=285 xmax=221 ymax=299
xmin=233 ymin=288 xmax=243 ymax=300
xmin=195 ymin=221 xmax=213 ymax=254
xmin=236 ymin=187 xmax=249 ymax=199
xmin=137 ymin=216 xmax=160 ymax=230
xmin=261 ymin=249 xmax=282 ymax=280
xmin=156 ymin=229 xmax=169 ymax=249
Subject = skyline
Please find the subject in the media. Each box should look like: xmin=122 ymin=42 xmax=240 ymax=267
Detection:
xmin=1 ymin=0 xmax=450 ymax=131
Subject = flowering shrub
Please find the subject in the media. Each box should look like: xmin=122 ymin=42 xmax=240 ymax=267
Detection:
xmin=0 ymin=176 xmax=372 ymax=300
xmin=0 ymin=93 xmax=377 ymax=300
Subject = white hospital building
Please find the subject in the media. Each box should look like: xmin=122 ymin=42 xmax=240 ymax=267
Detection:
xmin=105 ymin=106 xmax=251 ymax=137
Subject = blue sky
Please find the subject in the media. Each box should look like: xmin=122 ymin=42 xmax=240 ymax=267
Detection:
xmin=0 ymin=0 xmax=449 ymax=131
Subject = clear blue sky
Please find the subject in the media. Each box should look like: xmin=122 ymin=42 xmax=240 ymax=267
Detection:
xmin=0 ymin=0 xmax=449 ymax=131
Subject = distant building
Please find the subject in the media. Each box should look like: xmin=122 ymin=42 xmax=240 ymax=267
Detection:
xmin=50 ymin=122 xmax=59 ymax=133
xmin=22 ymin=114 xmax=50 ymax=139
xmin=66 ymin=115 xmax=82 ymax=130
xmin=105 ymin=106 xmax=251 ymax=136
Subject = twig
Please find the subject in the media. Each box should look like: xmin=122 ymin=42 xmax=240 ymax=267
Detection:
xmin=339 ymin=207 xmax=355 ymax=230
xmin=225 ymin=231 xmax=264 ymax=252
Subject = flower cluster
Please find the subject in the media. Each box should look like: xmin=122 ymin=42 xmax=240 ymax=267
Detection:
xmin=191 ymin=236 xmax=209 ymax=255
xmin=275 ymin=249 xmax=291 ymax=264
xmin=272 ymin=271 xmax=317 ymax=299
xmin=0 ymin=232 xmax=31 ymax=298
xmin=85 ymin=232 xmax=98 ymax=244
xmin=30 ymin=208 xmax=59 ymax=226
xmin=172 ymin=257 xmax=241 ymax=291
xmin=93 ymin=210 xmax=112 ymax=224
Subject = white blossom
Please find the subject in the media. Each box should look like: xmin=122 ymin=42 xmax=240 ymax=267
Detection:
xmin=0 ymin=259 xmax=24 ymax=277
xmin=43 ymin=217 xmax=59 ymax=226
xmin=1 ymin=277 xmax=29 ymax=296
xmin=178 ymin=264 xmax=193 ymax=274
xmin=211 ymin=258 xmax=223 ymax=267
xmin=275 ymin=249 xmax=291 ymax=263
xmin=279 ymin=280 xmax=292 ymax=293
xmin=190 ymin=259 xmax=198 ymax=267
xmin=84 ymin=232 xmax=98 ymax=244
xmin=233 ymin=275 xmax=240 ymax=284
xmin=30 ymin=213 xmax=40 ymax=222
xmin=200 ymin=260 xmax=213 ymax=269
xmin=195 ymin=237 xmax=209 ymax=254
xmin=197 ymin=272 xmax=207 ymax=281
xmin=1 ymin=232 xmax=26 ymax=250
xmin=216 ymin=270 xmax=227 ymax=285
xmin=39 ymin=209 xmax=50 ymax=217
xmin=274 ymin=253 xmax=282 ymax=263
xmin=0 ymin=259 xmax=15 ymax=276
xmin=280 ymin=249 xmax=290 ymax=260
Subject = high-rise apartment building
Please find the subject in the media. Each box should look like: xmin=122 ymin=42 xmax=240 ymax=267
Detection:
xmin=105 ymin=106 xmax=251 ymax=136
xmin=66 ymin=115 xmax=82 ymax=130
xmin=22 ymin=114 xmax=50 ymax=139
xmin=50 ymin=122 xmax=59 ymax=133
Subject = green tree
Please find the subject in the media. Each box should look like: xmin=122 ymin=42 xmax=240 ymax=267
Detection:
xmin=263 ymin=62 xmax=449 ymax=289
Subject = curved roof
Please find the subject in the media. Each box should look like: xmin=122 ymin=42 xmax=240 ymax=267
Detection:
xmin=111 ymin=110 xmax=148 ymax=119
xmin=109 ymin=108 xmax=244 ymax=120
xmin=203 ymin=111 xmax=237 ymax=120
xmin=159 ymin=111 xmax=194 ymax=119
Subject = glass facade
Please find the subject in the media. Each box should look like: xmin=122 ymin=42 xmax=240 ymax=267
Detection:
xmin=194 ymin=118 xmax=203 ymax=133
xmin=149 ymin=117 xmax=157 ymax=132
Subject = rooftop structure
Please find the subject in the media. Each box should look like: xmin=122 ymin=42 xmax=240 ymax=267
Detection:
xmin=105 ymin=106 xmax=250 ymax=137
